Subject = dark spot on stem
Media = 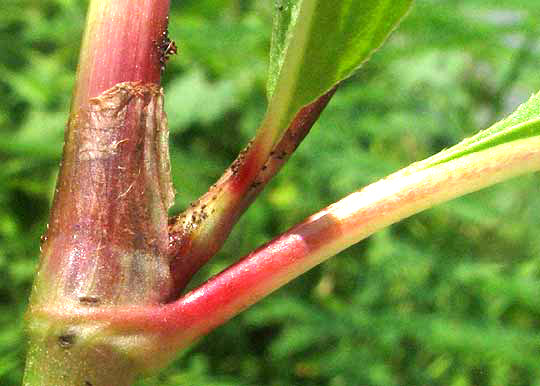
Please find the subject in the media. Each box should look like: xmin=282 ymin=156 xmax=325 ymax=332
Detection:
xmin=78 ymin=295 xmax=101 ymax=306
xmin=58 ymin=332 xmax=76 ymax=348
xmin=276 ymin=151 xmax=287 ymax=160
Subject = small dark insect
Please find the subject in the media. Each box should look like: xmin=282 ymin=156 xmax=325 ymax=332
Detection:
xmin=163 ymin=39 xmax=177 ymax=59
xmin=159 ymin=30 xmax=178 ymax=73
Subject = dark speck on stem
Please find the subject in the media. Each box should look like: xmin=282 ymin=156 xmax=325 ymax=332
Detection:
xmin=58 ymin=332 xmax=76 ymax=348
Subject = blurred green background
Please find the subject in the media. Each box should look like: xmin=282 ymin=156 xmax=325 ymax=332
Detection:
xmin=2 ymin=0 xmax=540 ymax=385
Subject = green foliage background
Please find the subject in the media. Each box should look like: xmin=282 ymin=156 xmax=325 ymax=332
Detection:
xmin=2 ymin=0 xmax=540 ymax=384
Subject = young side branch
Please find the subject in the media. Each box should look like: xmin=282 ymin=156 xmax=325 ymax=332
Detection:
xmin=167 ymin=86 xmax=338 ymax=294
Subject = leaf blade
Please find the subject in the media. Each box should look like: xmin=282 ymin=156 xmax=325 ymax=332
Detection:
xmin=266 ymin=0 xmax=414 ymax=137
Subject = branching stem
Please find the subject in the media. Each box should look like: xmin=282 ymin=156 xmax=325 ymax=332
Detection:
xmin=167 ymin=86 xmax=338 ymax=294
xmin=33 ymin=136 xmax=540 ymax=365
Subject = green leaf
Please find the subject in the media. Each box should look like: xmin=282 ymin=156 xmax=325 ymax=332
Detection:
xmin=265 ymin=0 xmax=413 ymax=139
xmin=266 ymin=0 xmax=299 ymax=100
xmin=419 ymin=91 xmax=540 ymax=170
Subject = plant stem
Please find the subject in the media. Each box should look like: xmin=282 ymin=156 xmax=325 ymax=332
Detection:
xmin=31 ymin=136 xmax=540 ymax=370
xmin=167 ymin=86 xmax=338 ymax=294
xmin=162 ymin=136 xmax=539 ymax=349
xmin=73 ymin=0 xmax=170 ymax=107
xmin=24 ymin=1 xmax=172 ymax=384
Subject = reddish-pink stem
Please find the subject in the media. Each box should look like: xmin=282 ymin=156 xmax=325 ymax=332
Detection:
xmin=33 ymin=0 xmax=173 ymax=306
xmin=74 ymin=0 xmax=170 ymax=108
